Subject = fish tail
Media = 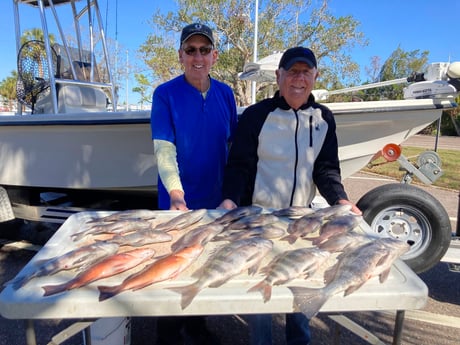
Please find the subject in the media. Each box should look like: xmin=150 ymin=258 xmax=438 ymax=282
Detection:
xmin=247 ymin=281 xmax=272 ymax=303
xmin=42 ymin=283 xmax=68 ymax=297
xmin=97 ymin=285 xmax=122 ymax=302
xmin=168 ymin=284 xmax=201 ymax=310
xmin=280 ymin=234 xmax=297 ymax=244
xmin=288 ymin=286 xmax=329 ymax=319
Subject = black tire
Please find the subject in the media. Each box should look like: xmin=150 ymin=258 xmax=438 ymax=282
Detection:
xmin=356 ymin=183 xmax=451 ymax=274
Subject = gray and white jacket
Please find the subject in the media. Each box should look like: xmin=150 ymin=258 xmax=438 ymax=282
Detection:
xmin=222 ymin=91 xmax=348 ymax=209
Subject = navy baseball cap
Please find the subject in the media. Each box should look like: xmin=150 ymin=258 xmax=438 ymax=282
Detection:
xmin=180 ymin=23 xmax=214 ymax=46
xmin=278 ymin=47 xmax=317 ymax=70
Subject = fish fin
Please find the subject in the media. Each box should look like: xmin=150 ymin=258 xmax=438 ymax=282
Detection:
xmin=288 ymin=286 xmax=328 ymax=319
xmin=248 ymin=260 xmax=264 ymax=276
xmin=97 ymin=285 xmax=122 ymax=302
xmin=323 ymin=265 xmax=338 ymax=284
xmin=42 ymin=283 xmax=67 ymax=297
xmin=247 ymin=281 xmax=272 ymax=303
xmin=379 ymin=268 xmax=391 ymax=283
xmin=308 ymin=235 xmax=319 ymax=243
xmin=344 ymin=282 xmax=366 ymax=296
xmin=168 ymin=284 xmax=201 ymax=310
xmin=280 ymin=234 xmax=297 ymax=244
xmin=311 ymin=237 xmax=325 ymax=246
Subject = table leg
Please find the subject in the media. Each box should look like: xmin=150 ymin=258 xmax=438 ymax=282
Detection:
xmin=392 ymin=310 xmax=405 ymax=345
xmin=25 ymin=319 xmax=37 ymax=345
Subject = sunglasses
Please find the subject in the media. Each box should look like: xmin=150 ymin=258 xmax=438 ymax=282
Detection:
xmin=182 ymin=46 xmax=213 ymax=56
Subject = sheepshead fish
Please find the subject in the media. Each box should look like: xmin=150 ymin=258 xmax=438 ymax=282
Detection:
xmin=311 ymin=214 xmax=362 ymax=246
xmin=312 ymin=204 xmax=352 ymax=220
xmin=248 ymin=247 xmax=330 ymax=302
xmin=10 ymin=242 xmax=120 ymax=289
xmin=214 ymin=223 xmax=287 ymax=241
xmin=171 ymin=223 xmax=225 ymax=253
xmin=288 ymin=238 xmax=409 ymax=318
xmin=270 ymin=206 xmax=315 ymax=219
xmin=225 ymin=213 xmax=280 ymax=231
xmin=72 ymin=217 xmax=160 ymax=242
xmin=154 ymin=209 xmax=207 ymax=232
xmin=213 ymin=205 xmax=263 ymax=226
xmin=169 ymin=237 xmax=273 ymax=309
xmin=317 ymin=232 xmax=372 ymax=253
xmin=86 ymin=209 xmax=157 ymax=224
xmin=280 ymin=215 xmax=323 ymax=244
xmin=97 ymin=243 xmax=204 ymax=302
xmin=369 ymin=238 xmax=411 ymax=283
xmin=108 ymin=229 xmax=172 ymax=247
xmin=41 ymin=247 xmax=155 ymax=297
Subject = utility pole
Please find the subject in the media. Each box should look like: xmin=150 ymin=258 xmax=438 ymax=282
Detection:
xmin=126 ymin=49 xmax=129 ymax=111
xmin=251 ymin=0 xmax=259 ymax=104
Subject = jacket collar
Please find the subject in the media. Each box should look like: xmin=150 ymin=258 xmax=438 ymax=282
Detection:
xmin=274 ymin=90 xmax=316 ymax=111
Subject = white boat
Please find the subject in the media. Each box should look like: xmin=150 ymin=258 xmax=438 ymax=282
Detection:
xmin=1 ymin=0 xmax=458 ymax=210
xmin=1 ymin=0 xmax=156 ymax=208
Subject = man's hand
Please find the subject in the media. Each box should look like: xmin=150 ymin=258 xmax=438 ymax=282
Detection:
xmin=169 ymin=189 xmax=188 ymax=210
xmin=337 ymin=199 xmax=362 ymax=215
xmin=218 ymin=199 xmax=237 ymax=210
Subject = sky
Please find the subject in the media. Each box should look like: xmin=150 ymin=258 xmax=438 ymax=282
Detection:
xmin=0 ymin=0 xmax=459 ymax=105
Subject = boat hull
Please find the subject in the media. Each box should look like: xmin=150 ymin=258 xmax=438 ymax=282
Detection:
xmin=0 ymin=99 xmax=455 ymax=204
xmin=328 ymin=99 xmax=453 ymax=179
xmin=0 ymin=111 xmax=157 ymax=194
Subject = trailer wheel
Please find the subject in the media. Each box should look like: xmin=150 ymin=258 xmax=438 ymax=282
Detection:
xmin=357 ymin=183 xmax=451 ymax=273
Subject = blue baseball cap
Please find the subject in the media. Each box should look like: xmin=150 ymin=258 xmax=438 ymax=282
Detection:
xmin=278 ymin=47 xmax=317 ymax=70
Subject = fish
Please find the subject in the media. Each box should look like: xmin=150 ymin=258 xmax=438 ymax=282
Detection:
xmin=97 ymin=243 xmax=204 ymax=302
xmin=169 ymin=237 xmax=273 ymax=309
xmin=311 ymin=214 xmax=362 ymax=246
xmin=72 ymin=217 xmax=160 ymax=242
xmin=270 ymin=206 xmax=315 ymax=219
xmin=312 ymin=204 xmax=353 ymax=220
xmin=213 ymin=205 xmax=263 ymax=226
xmin=85 ymin=209 xmax=157 ymax=224
xmin=288 ymin=238 xmax=409 ymax=318
xmin=280 ymin=215 xmax=323 ymax=244
xmin=213 ymin=223 xmax=287 ymax=241
xmin=171 ymin=223 xmax=225 ymax=253
xmin=41 ymin=247 xmax=155 ymax=297
xmin=317 ymin=232 xmax=372 ymax=253
xmin=10 ymin=242 xmax=120 ymax=289
xmin=225 ymin=213 xmax=280 ymax=231
xmin=248 ymin=247 xmax=330 ymax=302
xmin=107 ymin=229 xmax=173 ymax=247
xmin=154 ymin=209 xmax=207 ymax=232
xmin=369 ymin=238 xmax=411 ymax=283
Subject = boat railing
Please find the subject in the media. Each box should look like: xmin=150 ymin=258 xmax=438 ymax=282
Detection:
xmin=14 ymin=0 xmax=117 ymax=115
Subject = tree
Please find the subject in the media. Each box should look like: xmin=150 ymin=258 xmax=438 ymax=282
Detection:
xmin=343 ymin=47 xmax=429 ymax=102
xmin=138 ymin=0 xmax=367 ymax=106
xmin=132 ymin=73 xmax=153 ymax=107
xmin=0 ymin=71 xmax=18 ymax=111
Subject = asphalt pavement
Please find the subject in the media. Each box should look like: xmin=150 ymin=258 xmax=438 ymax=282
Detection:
xmin=0 ymin=135 xmax=459 ymax=345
